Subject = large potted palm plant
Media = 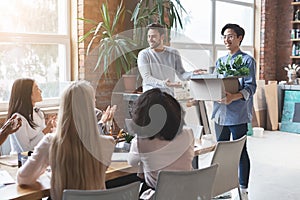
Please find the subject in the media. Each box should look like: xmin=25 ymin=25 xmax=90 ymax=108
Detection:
xmin=79 ymin=0 xmax=137 ymax=79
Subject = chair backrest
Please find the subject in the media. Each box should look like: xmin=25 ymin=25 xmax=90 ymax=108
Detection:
xmin=154 ymin=164 xmax=219 ymax=200
xmin=62 ymin=181 xmax=140 ymax=200
xmin=210 ymin=135 xmax=247 ymax=197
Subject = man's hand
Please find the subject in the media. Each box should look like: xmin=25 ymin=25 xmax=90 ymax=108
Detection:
xmin=217 ymin=91 xmax=243 ymax=105
xmin=165 ymin=79 xmax=182 ymax=88
xmin=193 ymin=69 xmax=207 ymax=75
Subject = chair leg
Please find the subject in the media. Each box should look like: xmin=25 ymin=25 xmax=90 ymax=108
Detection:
xmin=192 ymin=156 xmax=199 ymax=169
xmin=237 ymin=187 xmax=242 ymax=200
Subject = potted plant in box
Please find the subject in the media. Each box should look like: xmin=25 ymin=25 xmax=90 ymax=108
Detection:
xmin=217 ymin=54 xmax=250 ymax=77
xmin=116 ymin=129 xmax=135 ymax=152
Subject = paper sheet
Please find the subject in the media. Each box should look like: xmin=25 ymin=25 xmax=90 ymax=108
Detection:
xmin=0 ymin=170 xmax=15 ymax=185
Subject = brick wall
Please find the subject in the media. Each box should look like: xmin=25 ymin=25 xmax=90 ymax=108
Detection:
xmin=260 ymin=0 xmax=294 ymax=82
xmin=277 ymin=0 xmax=294 ymax=81
xmin=78 ymin=0 xmax=120 ymax=110
xmin=78 ymin=0 xmax=139 ymax=110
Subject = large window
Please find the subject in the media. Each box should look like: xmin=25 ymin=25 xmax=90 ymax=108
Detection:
xmin=171 ymin=0 xmax=254 ymax=71
xmin=0 ymin=0 xmax=71 ymax=110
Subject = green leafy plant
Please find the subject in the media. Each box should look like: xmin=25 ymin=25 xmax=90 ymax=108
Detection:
xmin=217 ymin=54 xmax=250 ymax=77
xmin=78 ymin=1 xmax=137 ymax=78
xmin=123 ymin=132 xmax=135 ymax=143
xmin=130 ymin=0 xmax=187 ymax=46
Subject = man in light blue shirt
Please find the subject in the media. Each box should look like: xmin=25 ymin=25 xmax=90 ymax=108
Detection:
xmin=212 ymin=23 xmax=256 ymax=199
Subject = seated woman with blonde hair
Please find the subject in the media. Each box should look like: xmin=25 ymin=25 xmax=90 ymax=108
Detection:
xmin=17 ymin=80 xmax=115 ymax=200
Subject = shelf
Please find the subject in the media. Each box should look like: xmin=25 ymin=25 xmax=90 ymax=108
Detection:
xmin=291 ymin=39 xmax=300 ymax=41
xmin=290 ymin=56 xmax=300 ymax=59
xmin=292 ymin=2 xmax=300 ymax=6
xmin=291 ymin=20 xmax=300 ymax=24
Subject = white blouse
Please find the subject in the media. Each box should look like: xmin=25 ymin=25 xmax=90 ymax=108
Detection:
xmin=9 ymin=109 xmax=46 ymax=153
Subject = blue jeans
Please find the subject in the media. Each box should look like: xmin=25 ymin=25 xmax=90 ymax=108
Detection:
xmin=214 ymin=123 xmax=250 ymax=188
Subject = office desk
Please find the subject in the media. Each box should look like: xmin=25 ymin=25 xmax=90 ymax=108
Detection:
xmin=0 ymin=143 xmax=215 ymax=200
xmin=0 ymin=159 xmax=136 ymax=200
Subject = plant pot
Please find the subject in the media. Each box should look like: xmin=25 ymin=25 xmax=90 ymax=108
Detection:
xmin=123 ymin=74 xmax=137 ymax=93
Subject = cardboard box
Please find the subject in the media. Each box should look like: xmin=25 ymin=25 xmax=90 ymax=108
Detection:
xmin=190 ymin=74 xmax=240 ymax=101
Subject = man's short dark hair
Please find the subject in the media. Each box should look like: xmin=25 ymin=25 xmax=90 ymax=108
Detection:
xmin=221 ymin=23 xmax=245 ymax=45
xmin=147 ymin=23 xmax=165 ymax=35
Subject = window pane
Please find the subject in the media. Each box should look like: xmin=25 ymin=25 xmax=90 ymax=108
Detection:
xmin=0 ymin=43 xmax=66 ymax=102
xmin=178 ymin=49 xmax=211 ymax=71
xmin=215 ymin=2 xmax=253 ymax=46
xmin=0 ymin=0 xmax=66 ymax=34
xmin=171 ymin=0 xmax=212 ymax=44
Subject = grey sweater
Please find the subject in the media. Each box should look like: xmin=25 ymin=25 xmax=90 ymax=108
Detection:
xmin=137 ymin=46 xmax=193 ymax=95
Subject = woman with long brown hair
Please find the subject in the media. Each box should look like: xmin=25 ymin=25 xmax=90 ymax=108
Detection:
xmin=7 ymin=78 xmax=55 ymax=153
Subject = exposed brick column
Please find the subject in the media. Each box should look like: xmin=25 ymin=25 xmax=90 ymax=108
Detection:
xmin=260 ymin=0 xmax=294 ymax=83
xmin=260 ymin=0 xmax=278 ymax=82
xmin=78 ymin=0 xmax=121 ymax=109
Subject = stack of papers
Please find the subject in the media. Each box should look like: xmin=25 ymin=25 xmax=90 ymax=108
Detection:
xmin=0 ymin=170 xmax=15 ymax=185
xmin=111 ymin=153 xmax=129 ymax=162
xmin=0 ymin=155 xmax=18 ymax=167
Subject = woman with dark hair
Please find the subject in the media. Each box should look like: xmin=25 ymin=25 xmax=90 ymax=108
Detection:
xmin=127 ymin=88 xmax=194 ymax=197
xmin=7 ymin=78 xmax=55 ymax=153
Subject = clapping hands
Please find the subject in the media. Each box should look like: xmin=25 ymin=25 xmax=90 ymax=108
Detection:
xmin=43 ymin=114 xmax=57 ymax=134
xmin=1 ymin=114 xmax=22 ymax=135
xmin=100 ymin=105 xmax=117 ymax=124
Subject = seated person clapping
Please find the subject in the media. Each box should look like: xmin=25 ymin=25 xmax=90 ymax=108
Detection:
xmin=95 ymin=105 xmax=117 ymax=134
xmin=7 ymin=78 xmax=56 ymax=153
xmin=17 ymin=80 xmax=115 ymax=200
xmin=127 ymin=88 xmax=194 ymax=198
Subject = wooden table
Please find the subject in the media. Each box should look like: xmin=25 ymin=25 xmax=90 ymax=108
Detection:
xmin=0 ymin=142 xmax=215 ymax=200
xmin=0 ymin=159 xmax=135 ymax=200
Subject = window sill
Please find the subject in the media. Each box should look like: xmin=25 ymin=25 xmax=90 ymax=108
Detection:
xmin=0 ymin=106 xmax=59 ymax=118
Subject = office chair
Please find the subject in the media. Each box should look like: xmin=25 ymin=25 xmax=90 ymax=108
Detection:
xmin=62 ymin=181 xmax=140 ymax=200
xmin=211 ymin=135 xmax=247 ymax=200
xmin=154 ymin=164 xmax=218 ymax=200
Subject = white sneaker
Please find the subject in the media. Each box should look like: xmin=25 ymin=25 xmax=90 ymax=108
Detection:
xmin=240 ymin=188 xmax=248 ymax=200
xmin=212 ymin=191 xmax=232 ymax=199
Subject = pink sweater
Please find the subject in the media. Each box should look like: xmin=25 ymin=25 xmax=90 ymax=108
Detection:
xmin=127 ymin=127 xmax=194 ymax=188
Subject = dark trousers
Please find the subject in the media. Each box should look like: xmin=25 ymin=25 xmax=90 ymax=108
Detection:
xmin=214 ymin=123 xmax=250 ymax=188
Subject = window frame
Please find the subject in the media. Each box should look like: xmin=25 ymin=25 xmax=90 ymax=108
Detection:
xmin=171 ymin=0 xmax=255 ymax=68
xmin=0 ymin=0 xmax=72 ymax=112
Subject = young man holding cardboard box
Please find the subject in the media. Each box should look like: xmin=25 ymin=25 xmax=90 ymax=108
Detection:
xmin=212 ymin=23 xmax=257 ymax=200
